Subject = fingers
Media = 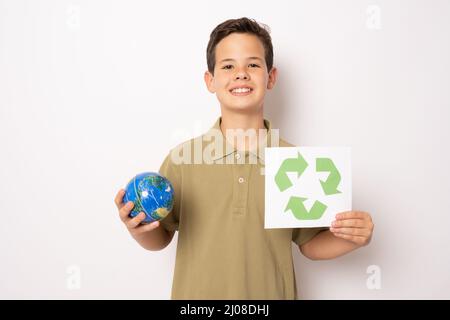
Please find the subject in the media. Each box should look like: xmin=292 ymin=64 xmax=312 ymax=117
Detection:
xmin=126 ymin=212 xmax=147 ymax=229
xmin=115 ymin=188 xmax=160 ymax=234
xmin=114 ymin=189 xmax=126 ymax=210
xmin=336 ymin=211 xmax=371 ymax=220
xmin=332 ymin=232 xmax=368 ymax=246
xmin=119 ymin=201 xmax=134 ymax=222
xmin=332 ymin=219 xmax=366 ymax=228
xmin=330 ymin=227 xmax=371 ymax=237
xmin=133 ymin=221 xmax=160 ymax=235
xmin=330 ymin=211 xmax=374 ymax=246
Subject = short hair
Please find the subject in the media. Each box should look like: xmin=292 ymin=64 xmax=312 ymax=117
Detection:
xmin=206 ymin=17 xmax=273 ymax=75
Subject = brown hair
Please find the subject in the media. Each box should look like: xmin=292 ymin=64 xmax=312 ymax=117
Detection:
xmin=206 ymin=17 xmax=273 ymax=75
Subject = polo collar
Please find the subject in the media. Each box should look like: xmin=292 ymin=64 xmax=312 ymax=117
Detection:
xmin=205 ymin=117 xmax=278 ymax=163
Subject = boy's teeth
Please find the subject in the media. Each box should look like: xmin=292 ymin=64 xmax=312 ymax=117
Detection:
xmin=232 ymin=88 xmax=251 ymax=93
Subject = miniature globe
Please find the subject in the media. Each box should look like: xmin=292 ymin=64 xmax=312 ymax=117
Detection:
xmin=123 ymin=172 xmax=174 ymax=224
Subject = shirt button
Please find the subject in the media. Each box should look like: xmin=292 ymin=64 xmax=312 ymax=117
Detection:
xmin=235 ymin=153 xmax=241 ymax=160
xmin=238 ymin=177 xmax=245 ymax=183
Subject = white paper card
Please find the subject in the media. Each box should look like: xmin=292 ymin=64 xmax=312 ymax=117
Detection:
xmin=264 ymin=147 xmax=352 ymax=228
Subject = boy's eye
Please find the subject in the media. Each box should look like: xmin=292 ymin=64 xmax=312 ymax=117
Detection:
xmin=221 ymin=64 xmax=260 ymax=70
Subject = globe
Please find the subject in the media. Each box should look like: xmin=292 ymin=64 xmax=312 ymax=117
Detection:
xmin=123 ymin=172 xmax=174 ymax=224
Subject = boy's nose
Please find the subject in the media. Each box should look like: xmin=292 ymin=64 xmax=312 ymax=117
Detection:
xmin=235 ymin=72 xmax=249 ymax=80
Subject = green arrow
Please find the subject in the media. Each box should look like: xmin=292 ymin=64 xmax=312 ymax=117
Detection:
xmin=316 ymin=158 xmax=341 ymax=195
xmin=274 ymin=152 xmax=308 ymax=192
xmin=284 ymin=196 xmax=327 ymax=220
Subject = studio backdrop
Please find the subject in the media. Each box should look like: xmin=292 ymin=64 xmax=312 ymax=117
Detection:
xmin=1 ymin=0 xmax=449 ymax=299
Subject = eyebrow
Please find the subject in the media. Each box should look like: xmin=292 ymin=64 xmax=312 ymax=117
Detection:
xmin=219 ymin=57 xmax=263 ymax=63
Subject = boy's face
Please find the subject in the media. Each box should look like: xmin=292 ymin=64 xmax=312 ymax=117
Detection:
xmin=204 ymin=33 xmax=277 ymax=114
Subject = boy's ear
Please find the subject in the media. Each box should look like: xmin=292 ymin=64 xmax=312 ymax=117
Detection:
xmin=204 ymin=71 xmax=216 ymax=93
xmin=267 ymin=67 xmax=278 ymax=90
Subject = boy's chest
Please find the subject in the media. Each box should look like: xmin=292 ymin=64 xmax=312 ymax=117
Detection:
xmin=178 ymin=162 xmax=293 ymax=250
xmin=182 ymin=163 xmax=265 ymax=220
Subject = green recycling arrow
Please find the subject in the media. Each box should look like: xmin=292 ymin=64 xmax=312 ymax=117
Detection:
xmin=284 ymin=196 xmax=327 ymax=220
xmin=274 ymin=152 xmax=308 ymax=192
xmin=316 ymin=158 xmax=341 ymax=195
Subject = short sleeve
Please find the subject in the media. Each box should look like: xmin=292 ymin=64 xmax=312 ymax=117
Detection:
xmin=158 ymin=152 xmax=181 ymax=232
xmin=292 ymin=227 xmax=328 ymax=247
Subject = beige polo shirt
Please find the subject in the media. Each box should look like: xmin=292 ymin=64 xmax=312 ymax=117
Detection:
xmin=158 ymin=117 xmax=326 ymax=299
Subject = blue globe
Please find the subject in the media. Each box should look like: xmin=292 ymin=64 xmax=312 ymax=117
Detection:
xmin=123 ymin=172 xmax=174 ymax=224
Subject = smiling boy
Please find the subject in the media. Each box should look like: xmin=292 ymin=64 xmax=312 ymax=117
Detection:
xmin=114 ymin=17 xmax=374 ymax=299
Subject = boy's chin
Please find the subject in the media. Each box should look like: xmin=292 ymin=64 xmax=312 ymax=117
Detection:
xmin=219 ymin=100 xmax=263 ymax=113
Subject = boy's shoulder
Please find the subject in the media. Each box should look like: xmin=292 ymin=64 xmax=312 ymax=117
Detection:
xmin=164 ymin=133 xmax=207 ymax=166
xmin=279 ymin=138 xmax=295 ymax=148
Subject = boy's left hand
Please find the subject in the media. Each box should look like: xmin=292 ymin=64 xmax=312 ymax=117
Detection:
xmin=329 ymin=211 xmax=374 ymax=246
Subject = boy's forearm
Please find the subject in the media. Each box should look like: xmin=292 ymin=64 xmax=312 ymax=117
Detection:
xmin=300 ymin=230 xmax=362 ymax=260
xmin=131 ymin=226 xmax=172 ymax=251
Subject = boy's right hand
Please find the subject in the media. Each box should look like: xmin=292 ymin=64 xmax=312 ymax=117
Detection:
xmin=114 ymin=189 xmax=160 ymax=237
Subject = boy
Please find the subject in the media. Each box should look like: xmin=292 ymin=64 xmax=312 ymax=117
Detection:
xmin=114 ymin=17 xmax=374 ymax=299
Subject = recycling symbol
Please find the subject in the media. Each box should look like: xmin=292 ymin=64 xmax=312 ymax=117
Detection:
xmin=275 ymin=152 xmax=342 ymax=220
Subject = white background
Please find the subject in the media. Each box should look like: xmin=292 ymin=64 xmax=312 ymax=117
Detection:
xmin=1 ymin=0 xmax=449 ymax=299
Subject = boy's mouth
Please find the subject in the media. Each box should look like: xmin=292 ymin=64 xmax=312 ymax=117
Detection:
xmin=229 ymin=86 xmax=253 ymax=96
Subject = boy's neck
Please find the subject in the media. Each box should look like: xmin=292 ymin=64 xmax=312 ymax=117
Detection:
xmin=219 ymin=109 xmax=267 ymax=152
xmin=220 ymin=112 xmax=265 ymax=131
